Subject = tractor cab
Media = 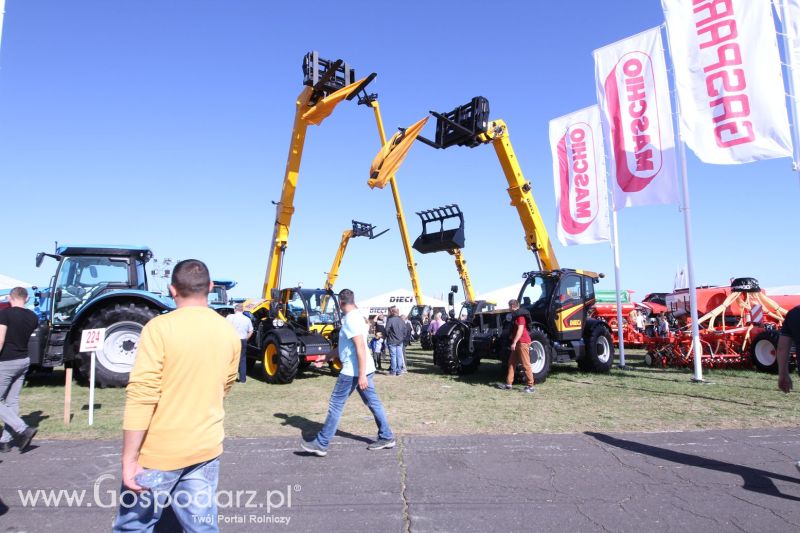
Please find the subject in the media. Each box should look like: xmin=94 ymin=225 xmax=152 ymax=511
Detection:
xmin=36 ymin=246 xmax=151 ymax=326
xmin=209 ymin=280 xmax=236 ymax=316
xmin=518 ymin=269 xmax=599 ymax=342
xmin=275 ymin=287 xmax=341 ymax=338
xmin=457 ymin=299 xmax=496 ymax=323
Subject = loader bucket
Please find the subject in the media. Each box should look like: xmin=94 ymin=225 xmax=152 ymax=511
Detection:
xmin=412 ymin=204 xmax=466 ymax=254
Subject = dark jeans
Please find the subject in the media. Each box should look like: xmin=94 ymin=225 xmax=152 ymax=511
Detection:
xmin=238 ymin=339 xmax=247 ymax=382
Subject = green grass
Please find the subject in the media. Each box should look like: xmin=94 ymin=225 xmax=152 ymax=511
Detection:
xmin=10 ymin=348 xmax=800 ymax=440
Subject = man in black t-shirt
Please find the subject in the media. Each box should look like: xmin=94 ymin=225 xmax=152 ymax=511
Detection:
xmin=0 ymin=287 xmax=39 ymax=452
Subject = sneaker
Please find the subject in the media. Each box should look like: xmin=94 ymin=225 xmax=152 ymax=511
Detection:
xmin=522 ymin=386 xmax=536 ymax=394
xmin=300 ymin=440 xmax=328 ymax=457
xmin=0 ymin=442 xmax=12 ymax=453
xmin=367 ymin=438 xmax=396 ymax=451
xmin=496 ymin=383 xmax=512 ymax=390
xmin=16 ymin=427 xmax=37 ymax=451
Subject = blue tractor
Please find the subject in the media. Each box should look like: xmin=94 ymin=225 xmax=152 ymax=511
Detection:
xmin=31 ymin=245 xmax=174 ymax=387
xmin=209 ymin=279 xmax=236 ymax=317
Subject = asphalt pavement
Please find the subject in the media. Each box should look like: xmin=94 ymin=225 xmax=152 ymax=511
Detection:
xmin=1 ymin=428 xmax=800 ymax=532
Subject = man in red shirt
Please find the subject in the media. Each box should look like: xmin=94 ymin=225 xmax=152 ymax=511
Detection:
xmin=498 ymin=299 xmax=535 ymax=393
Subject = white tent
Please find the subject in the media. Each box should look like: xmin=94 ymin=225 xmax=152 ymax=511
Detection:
xmin=0 ymin=274 xmax=32 ymax=290
xmin=358 ymin=288 xmax=447 ymax=317
xmin=475 ymin=283 xmax=520 ymax=307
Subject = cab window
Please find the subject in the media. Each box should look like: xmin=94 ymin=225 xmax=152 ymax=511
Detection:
xmin=583 ymin=277 xmax=595 ymax=301
xmin=557 ymin=275 xmax=582 ymax=306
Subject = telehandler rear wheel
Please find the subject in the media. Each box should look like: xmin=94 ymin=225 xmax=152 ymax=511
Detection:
xmin=260 ymin=334 xmax=299 ymax=384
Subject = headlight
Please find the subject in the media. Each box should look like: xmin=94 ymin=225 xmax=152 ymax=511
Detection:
xmin=272 ymin=319 xmax=285 ymax=327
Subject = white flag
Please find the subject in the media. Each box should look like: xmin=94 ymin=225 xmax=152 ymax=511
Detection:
xmin=549 ymin=106 xmax=610 ymax=246
xmin=662 ymin=0 xmax=792 ymax=164
xmin=0 ymin=0 xmax=5 ymax=49
xmin=777 ymin=0 xmax=800 ymax=159
xmin=594 ymin=27 xmax=680 ymax=209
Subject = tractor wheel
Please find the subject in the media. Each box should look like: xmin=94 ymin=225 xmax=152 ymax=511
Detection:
xmin=579 ymin=323 xmax=614 ymax=373
xmin=420 ymin=331 xmax=433 ymax=350
xmin=412 ymin=322 xmax=422 ymax=341
xmin=436 ymin=328 xmax=480 ymax=375
xmin=750 ymin=329 xmax=780 ymax=373
xmin=77 ymin=303 xmax=159 ymax=388
xmin=259 ymin=334 xmax=299 ymax=384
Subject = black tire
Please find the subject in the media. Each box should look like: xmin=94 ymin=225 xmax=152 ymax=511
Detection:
xmin=579 ymin=323 xmax=614 ymax=372
xmin=750 ymin=329 xmax=780 ymax=373
xmin=412 ymin=321 xmax=422 ymax=341
xmin=420 ymin=330 xmax=433 ymax=350
xmin=436 ymin=327 xmax=480 ymax=375
xmin=77 ymin=303 xmax=159 ymax=388
xmin=503 ymin=328 xmax=552 ymax=385
xmin=259 ymin=334 xmax=299 ymax=384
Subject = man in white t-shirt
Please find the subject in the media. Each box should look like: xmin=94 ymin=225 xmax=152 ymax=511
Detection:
xmin=226 ymin=304 xmax=253 ymax=383
xmin=301 ymin=289 xmax=395 ymax=457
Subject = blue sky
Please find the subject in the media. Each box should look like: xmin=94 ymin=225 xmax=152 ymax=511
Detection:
xmin=0 ymin=0 xmax=798 ymax=302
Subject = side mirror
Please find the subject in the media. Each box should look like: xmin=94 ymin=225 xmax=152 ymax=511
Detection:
xmin=36 ymin=253 xmax=45 ymax=268
xmin=450 ymin=285 xmax=458 ymax=293
xmin=448 ymin=293 xmax=454 ymax=306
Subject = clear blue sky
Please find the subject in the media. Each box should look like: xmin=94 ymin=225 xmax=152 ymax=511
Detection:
xmin=1 ymin=0 xmax=798 ymax=301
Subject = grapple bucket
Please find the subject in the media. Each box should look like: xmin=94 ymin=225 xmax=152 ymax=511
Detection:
xmin=413 ymin=204 xmax=465 ymax=254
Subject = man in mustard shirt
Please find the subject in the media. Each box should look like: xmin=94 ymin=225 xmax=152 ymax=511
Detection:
xmin=113 ymin=259 xmax=240 ymax=532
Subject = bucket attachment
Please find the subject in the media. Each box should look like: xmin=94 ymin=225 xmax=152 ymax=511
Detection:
xmin=417 ymin=97 xmax=491 ymax=149
xmin=412 ymin=204 xmax=465 ymax=254
xmin=351 ymin=220 xmax=389 ymax=240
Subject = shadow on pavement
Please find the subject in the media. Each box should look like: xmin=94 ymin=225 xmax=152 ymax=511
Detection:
xmin=21 ymin=410 xmax=49 ymax=428
xmin=273 ymin=413 xmax=372 ymax=444
xmin=586 ymin=431 xmax=800 ymax=502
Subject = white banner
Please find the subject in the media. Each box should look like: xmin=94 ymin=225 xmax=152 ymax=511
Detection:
xmin=663 ymin=0 xmax=792 ymax=164
xmin=594 ymin=27 xmax=680 ymax=209
xmin=549 ymin=105 xmax=610 ymax=246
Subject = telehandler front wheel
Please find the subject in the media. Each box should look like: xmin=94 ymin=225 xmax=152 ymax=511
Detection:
xmin=260 ymin=335 xmax=299 ymax=384
xmin=579 ymin=323 xmax=614 ymax=373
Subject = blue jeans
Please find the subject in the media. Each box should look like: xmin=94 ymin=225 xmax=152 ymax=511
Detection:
xmin=388 ymin=344 xmax=405 ymax=375
xmin=113 ymin=457 xmax=220 ymax=532
xmin=315 ymin=373 xmax=393 ymax=449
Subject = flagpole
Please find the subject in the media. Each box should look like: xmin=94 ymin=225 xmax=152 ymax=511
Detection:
xmin=609 ymin=205 xmax=628 ymax=370
xmin=661 ymin=23 xmax=703 ymax=382
xmin=676 ymin=135 xmax=703 ymax=382
xmin=778 ymin=0 xmax=800 ymax=180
